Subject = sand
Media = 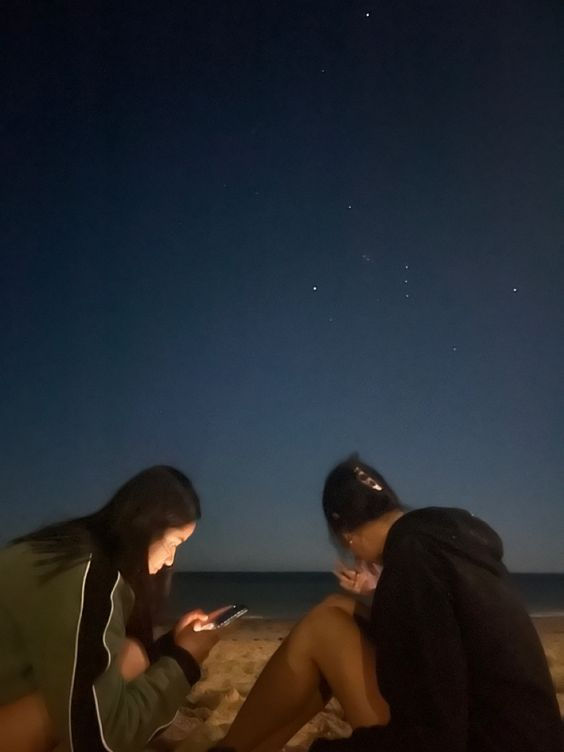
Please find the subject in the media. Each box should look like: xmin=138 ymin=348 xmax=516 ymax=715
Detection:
xmin=147 ymin=616 xmax=564 ymax=752
xmin=533 ymin=616 xmax=564 ymax=714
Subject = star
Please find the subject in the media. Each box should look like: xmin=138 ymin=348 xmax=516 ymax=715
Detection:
xmin=347 ymin=205 xmax=352 ymax=210
xmin=452 ymin=346 xmax=458 ymax=352
xmin=312 ymin=285 xmax=318 ymax=291
xmin=512 ymin=287 xmax=518 ymax=293
xmin=365 ymin=12 xmax=370 ymax=17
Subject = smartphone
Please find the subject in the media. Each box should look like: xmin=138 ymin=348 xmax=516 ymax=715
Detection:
xmin=207 ymin=604 xmax=248 ymax=630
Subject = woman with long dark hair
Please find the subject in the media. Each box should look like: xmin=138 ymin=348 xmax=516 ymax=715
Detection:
xmin=219 ymin=455 xmax=562 ymax=752
xmin=0 ymin=465 xmax=220 ymax=752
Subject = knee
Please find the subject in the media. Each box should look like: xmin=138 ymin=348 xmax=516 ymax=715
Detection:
xmin=317 ymin=593 xmax=356 ymax=614
xmin=302 ymin=596 xmax=354 ymax=632
xmin=292 ymin=599 xmax=358 ymax=656
xmin=289 ymin=599 xmax=359 ymax=662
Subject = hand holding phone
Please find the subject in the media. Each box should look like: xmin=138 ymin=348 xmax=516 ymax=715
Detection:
xmin=173 ymin=605 xmax=247 ymax=662
xmin=194 ymin=604 xmax=248 ymax=631
xmin=174 ymin=621 xmax=220 ymax=662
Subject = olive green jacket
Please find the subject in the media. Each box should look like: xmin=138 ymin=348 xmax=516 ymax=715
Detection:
xmin=0 ymin=542 xmax=200 ymax=751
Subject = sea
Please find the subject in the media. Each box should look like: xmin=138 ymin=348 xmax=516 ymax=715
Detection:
xmin=166 ymin=571 xmax=564 ymax=622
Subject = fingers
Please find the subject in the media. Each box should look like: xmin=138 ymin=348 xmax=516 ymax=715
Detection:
xmin=189 ymin=605 xmax=235 ymax=632
xmin=357 ymin=573 xmax=378 ymax=594
xmin=333 ymin=559 xmax=381 ymax=595
xmin=176 ymin=609 xmax=209 ymax=631
xmin=206 ymin=606 xmax=232 ymax=622
xmin=333 ymin=565 xmax=357 ymax=580
xmin=334 ymin=559 xmax=354 ymax=575
xmin=339 ymin=567 xmax=357 ymax=582
xmin=335 ymin=572 xmax=360 ymax=593
xmin=338 ymin=575 xmax=357 ymax=589
xmin=189 ymin=619 xmax=209 ymax=631
xmin=192 ymin=621 xmax=215 ymax=632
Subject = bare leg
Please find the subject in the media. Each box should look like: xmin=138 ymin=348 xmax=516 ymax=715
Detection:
xmin=222 ymin=600 xmax=389 ymax=752
xmin=243 ymin=690 xmax=328 ymax=752
xmin=0 ymin=692 xmax=56 ymax=752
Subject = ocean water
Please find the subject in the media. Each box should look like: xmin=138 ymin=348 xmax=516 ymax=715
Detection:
xmin=166 ymin=571 xmax=564 ymax=621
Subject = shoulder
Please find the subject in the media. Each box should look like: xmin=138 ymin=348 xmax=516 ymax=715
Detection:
xmin=382 ymin=507 xmax=471 ymax=561
xmin=399 ymin=506 xmax=474 ymax=527
xmin=0 ymin=541 xmax=45 ymax=590
xmin=76 ymin=551 xmax=132 ymax=610
xmin=4 ymin=542 xmax=127 ymax=602
xmin=387 ymin=507 xmax=475 ymax=540
xmin=383 ymin=506 xmax=504 ymax=573
xmin=0 ymin=540 xmax=35 ymax=563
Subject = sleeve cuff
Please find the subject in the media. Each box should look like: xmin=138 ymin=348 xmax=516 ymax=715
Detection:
xmin=148 ymin=630 xmax=201 ymax=685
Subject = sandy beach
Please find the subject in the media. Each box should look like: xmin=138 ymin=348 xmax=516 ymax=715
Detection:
xmin=147 ymin=616 xmax=564 ymax=752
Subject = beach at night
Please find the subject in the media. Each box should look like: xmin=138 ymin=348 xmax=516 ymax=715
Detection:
xmin=3 ymin=1 xmax=563 ymax=749
xmin=148 ymin=615 xmax=564 ymax=752
xmin=151 ymin=571 xmax=564 ymax=750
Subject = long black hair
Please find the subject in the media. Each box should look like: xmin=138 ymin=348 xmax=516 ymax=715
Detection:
xmin=323 ymin=454 xmax=404 ymax=542
xmin=14 ymin=465 xmax=201 ymax=647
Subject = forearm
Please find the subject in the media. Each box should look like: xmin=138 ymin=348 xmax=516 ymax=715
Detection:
xmin=93 ymin=654 xmax=197 ymax=751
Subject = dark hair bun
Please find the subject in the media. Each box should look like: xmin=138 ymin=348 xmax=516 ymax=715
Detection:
xmin=322 ymin=455 xmax=401 ymax=535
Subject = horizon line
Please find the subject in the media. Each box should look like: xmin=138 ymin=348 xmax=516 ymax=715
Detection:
xmin=174 ymin=569 xmax=564 ymax=576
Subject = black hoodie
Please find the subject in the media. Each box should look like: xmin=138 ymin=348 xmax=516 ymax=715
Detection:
xmin=311 ymin=507 xmax=563 ymax=752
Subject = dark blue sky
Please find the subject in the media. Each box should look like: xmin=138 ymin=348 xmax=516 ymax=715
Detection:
xmin=2 ymin=1 xmax=563 ymax=571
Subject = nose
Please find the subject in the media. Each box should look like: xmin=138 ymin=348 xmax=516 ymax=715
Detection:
xmin=165 ymin=549 xmax=175 ymax=566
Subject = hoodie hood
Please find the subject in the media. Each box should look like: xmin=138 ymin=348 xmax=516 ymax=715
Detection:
xmin=384 ymin=507 xmax=506 ymax=577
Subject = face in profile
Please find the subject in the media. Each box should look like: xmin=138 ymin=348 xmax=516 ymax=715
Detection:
xmin=147 ymin=522 xmax=196 ymax=574
xmin=343 ymin=521 xmax=388 ymax=565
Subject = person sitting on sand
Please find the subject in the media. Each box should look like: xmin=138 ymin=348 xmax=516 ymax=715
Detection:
xmin=218 ymin=454 xmax=563 ymax=752
xmin=0 ymin=465 xmax=222 ymax=752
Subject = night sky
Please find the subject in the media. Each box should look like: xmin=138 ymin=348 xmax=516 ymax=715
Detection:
xmin=2 ymin=1 xmax=563 ymax=572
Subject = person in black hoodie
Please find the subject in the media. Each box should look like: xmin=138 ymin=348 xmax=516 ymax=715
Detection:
xmin=219 ymin=455 xmax=562 ymax=752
